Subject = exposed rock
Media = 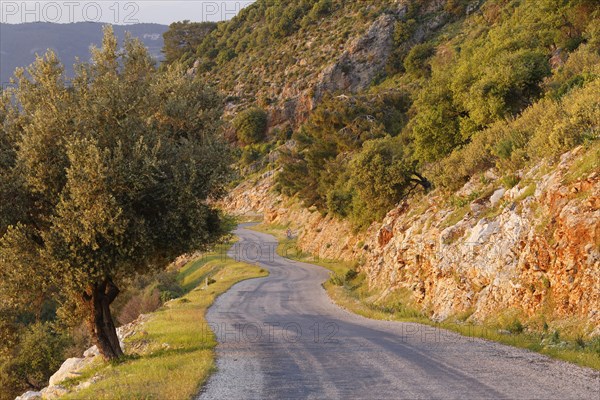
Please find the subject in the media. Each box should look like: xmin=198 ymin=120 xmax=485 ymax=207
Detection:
xmin=15 ymin=391 xmax=42 ymax=400
xmin=313 ymin=14 xmax=396 ymax=100
xmin=220 ymin=170 xmax=363 ymax=263
xmin=117 ymin=313 xmax=149 ymax=347
xmin=489 ymin=188 xmax=506 ymax=207
xmin=40 ymin=385 xmax=67 ymax=400
xmin=360 ymin=147 xmax=599 ymax=325
xmin=378 ymin=224 xmax=395 ymax=247
xmin=15 ymin=313 xmax=152 ymax=400
xmin=48 ymin=358 xmax=89 ymax=387
xmin=466 ymin=219 xmax=500 ymax=245
xmin=83 ymin=345 xmax=98 ymax=358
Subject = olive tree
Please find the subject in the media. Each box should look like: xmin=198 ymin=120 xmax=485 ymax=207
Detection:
xmin=348 ymin=136 xmax=430 ymax=228
xmin=0 ymin=27 xmax=231 ymax=360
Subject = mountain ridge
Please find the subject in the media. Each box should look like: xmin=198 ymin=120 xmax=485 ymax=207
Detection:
xmin=0 ymin=21 xmax=168 ymax=84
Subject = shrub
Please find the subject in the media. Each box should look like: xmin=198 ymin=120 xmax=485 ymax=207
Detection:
xmin=507 ymin=319 xmax=524 ymax=334
xmin=404 ymin=43 xmax=435 ymax=78
xmin=240 ymin=146 xmax=262 ymax=167
xmin=0 ymin=323 xmax=69 ymax=397
xmin=410 ymin=80 xmax=463 ymax=163
xmin=234 ymin=107 xmax=268 ymax=145
xmin=216 ymin=48 xmax=236 ymax=65
xmin=329 ymin=273 xmax=345 ymax=286
xmin=308 ymin=0 xmax=332 ymax=20
xmin=155 ymin=270 xmax=184 ymax=299
xmin=118 ymin=288 xmax=161 ymax=325
xmin=345 ymin=269 xmax=358 ymax=281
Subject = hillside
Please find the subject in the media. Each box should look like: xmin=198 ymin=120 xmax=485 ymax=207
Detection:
xmin=202 ymin=0 xmax=600 ymax=335
xmin=0 ymin=22 xmax=168 ymax=84
xmin=185 ymin=0 xmax=455 ymax=125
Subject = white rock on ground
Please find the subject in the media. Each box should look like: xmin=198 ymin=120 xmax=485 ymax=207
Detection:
xmin=14 ymin=391 xmax=42 ymax=400
xmin=489 ymin=187 xmax=506 ymax=206
xmin=83 ymin=345 xmax=98 ymax=358
xmin=48 ymin=357 xmax=88 ymax=386
xmin=39 ymin=385 xmax=68 ymax=400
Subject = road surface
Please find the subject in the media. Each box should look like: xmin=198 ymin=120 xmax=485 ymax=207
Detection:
xmin=198 ymin=224 xmax=599 ymax=399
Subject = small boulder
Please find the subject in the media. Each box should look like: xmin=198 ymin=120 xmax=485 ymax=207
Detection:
xmin=466 ymin=220 xmax=499 ymax=245
xmin=48 ymin=357 xmax=86 ymax=387
xmin=40 ymin=385 xmax=68 ymax=400
xmin=489 ymin=188 xmax=506 ymax=207
xmin=15 ymin=391 xmax=42 ymax=400
xmin=83 ymin=345 xmax=99 ymax=358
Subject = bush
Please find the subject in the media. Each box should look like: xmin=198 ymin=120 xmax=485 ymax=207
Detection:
xmin=156 ymin=270 xmax=185 ymax=301
xmin=404 ymin=43 xmax=435 ymax=78
xmin=345 ymin=269 xmax=358 ymax=281
xmin=507 ymin=319 xmax=524 ymax=334
xmin=0 ymin=323 xmax=69 ymax=398
xmin=234 ymin=107 xmax=268 ymax=145
xmin=308 ymin=0 xmax=332 ymax=20
xmin=329 ymin=273 xmax=345 ymax=286
xmin=432 ymin=75 xmax=600 ymax=190
xmin=410 ymin=80 xmax=462 ymax=163
xmin=118 ymin=288 xmax=161 ymax=325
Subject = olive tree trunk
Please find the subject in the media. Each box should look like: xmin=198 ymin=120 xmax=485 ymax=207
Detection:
xmin=83 ymin=278 xmax=124 ymax=360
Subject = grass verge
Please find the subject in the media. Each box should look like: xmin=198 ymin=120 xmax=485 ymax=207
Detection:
xmin=64 ymin=242 xmax=268 ymax=400
xmin=251 ymin=223 xmax=600 ymax=370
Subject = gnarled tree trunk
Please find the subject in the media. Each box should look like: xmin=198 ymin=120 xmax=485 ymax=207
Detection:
xmin=83 ymin=278 xmax=124 ymax=360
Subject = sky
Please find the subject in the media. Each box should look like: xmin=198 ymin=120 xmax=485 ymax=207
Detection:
xmin=0 ymin=1 xmax=254 ymax=25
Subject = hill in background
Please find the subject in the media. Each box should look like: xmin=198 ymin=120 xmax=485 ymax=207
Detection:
xmin=0 ymin=22 xmax=168 ymax=84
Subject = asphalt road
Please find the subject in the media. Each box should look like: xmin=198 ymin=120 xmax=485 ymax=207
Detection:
xmin=198 ymin=224 xmax=599 ymax=400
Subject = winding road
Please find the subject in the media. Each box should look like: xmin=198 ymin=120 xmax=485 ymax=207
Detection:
xmin=198 ymin=224 xmax=599 ymax=399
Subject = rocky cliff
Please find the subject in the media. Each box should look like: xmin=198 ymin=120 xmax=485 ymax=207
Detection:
xmin=222 ymin=146 xmax=600 ymax=334
xmin=362 ymin=147 xmax=599 ymax=332
xmin=188 ymin=0 xmax=457 ymax=128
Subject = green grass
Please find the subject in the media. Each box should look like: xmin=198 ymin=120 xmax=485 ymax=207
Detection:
xmin=256 ymin=223 xmax=600 ymax=370
xmin=64 ymin=243 xmax=268 ymax=400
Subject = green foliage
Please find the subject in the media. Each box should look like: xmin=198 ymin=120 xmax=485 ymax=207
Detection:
xmin=0 ymin=323 xmax=69 ymax=399
xmin=410 ymin=74 xmax=463 ymax=163
xmin=347 ymin=136 xmax=421 ymax=228
xmin=404 ymin=43 xmax=435 ymax=78
xmin=444 ymin=0 xmax=471 ymax=16
xmin=162 ymin=21 xmax=217 ymax=64
xmin=234 ymin=107 xmax=268 ymax=145
xmin=0 ymin=26 xmax=232 ymax=362
xmin=277 ymin=91 xmax=411 ymax=215
xmin=308 ymin=0 xmax=333 ymax=21
xmin=507 ymin=319 xmax=525 ymax=334
xmin=394 ymin=19 xmax=417 ymax=45
xmin=434 ymin=75 xmax=600 ymax=189
xmin=271 ymin=0 xmax=599 ymax=228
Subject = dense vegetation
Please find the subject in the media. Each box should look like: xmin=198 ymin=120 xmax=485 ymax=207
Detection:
xmin=0 ymin=27 xmax=230 ymax=398
xmin=233 ymin=107 xmax=268 ymax=145
xmin=159 ymin=0 xmax=599 ymax=229
xmin=270 ymin=0 xmax=599 ymax=228
xmin=183 ymin=0 xmax=403 ymax=102
xmin=162 ymin=20 xmax=217 ymax=65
